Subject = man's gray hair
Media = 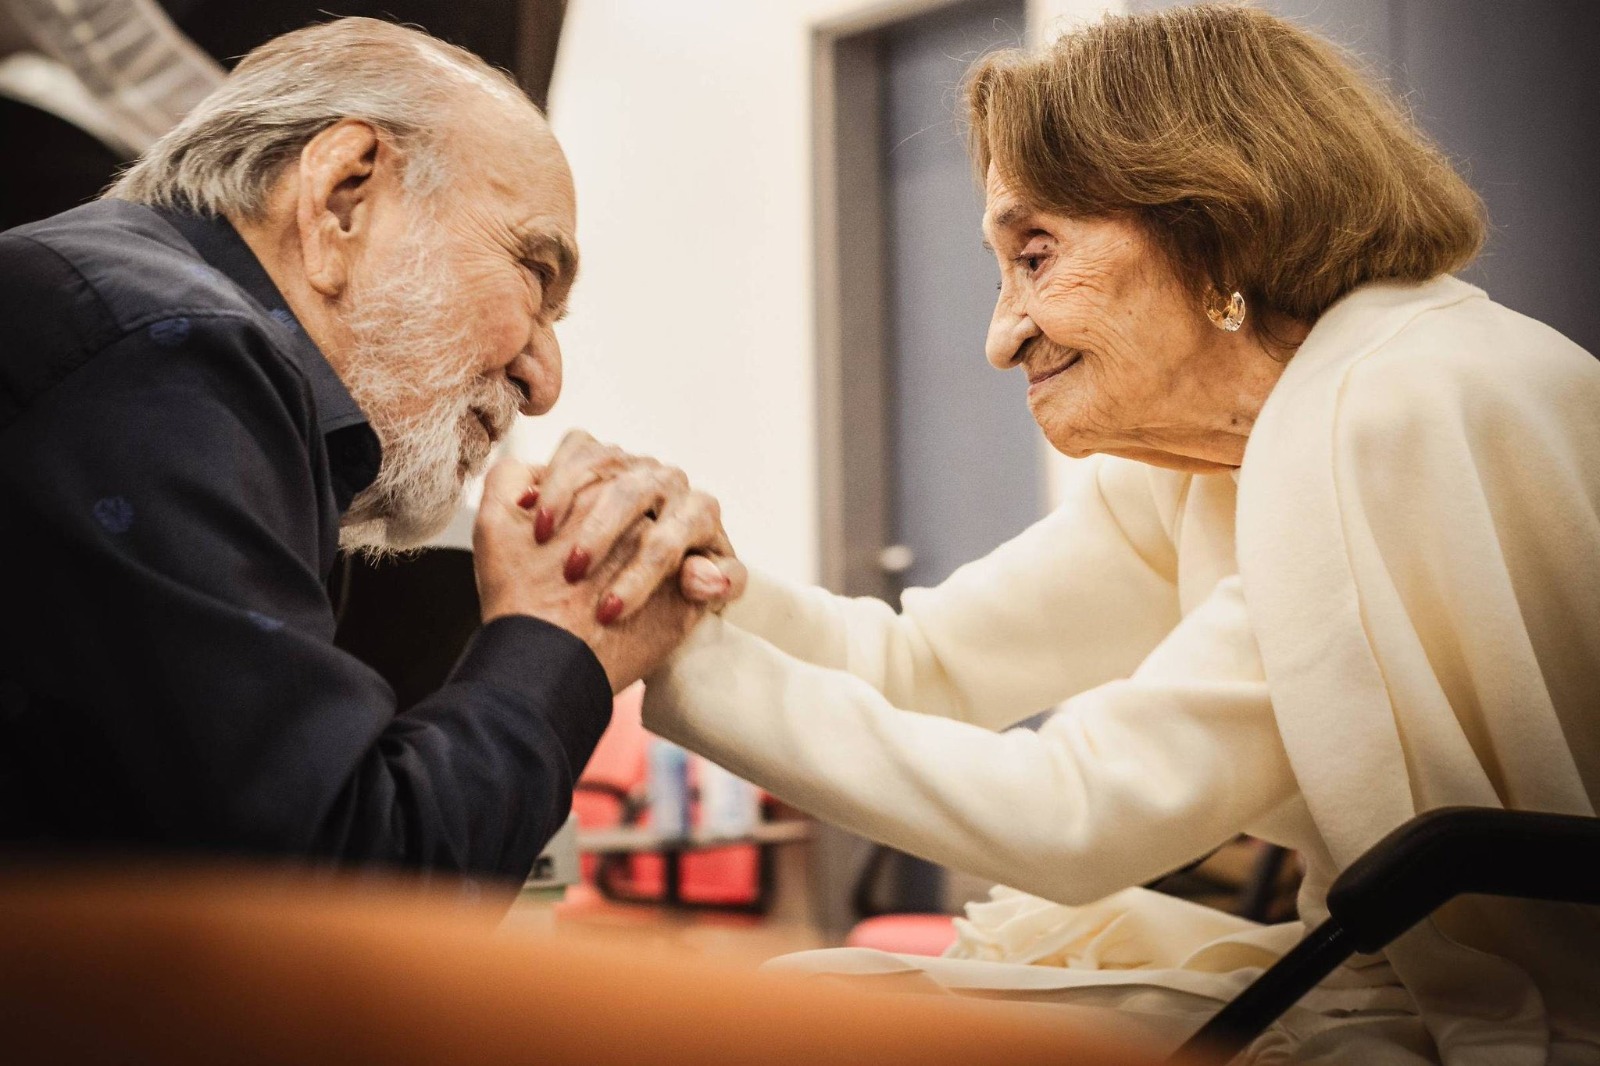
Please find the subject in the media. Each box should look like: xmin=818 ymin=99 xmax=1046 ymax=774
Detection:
xmin=107 ymin=17 xmax=530 ymax=218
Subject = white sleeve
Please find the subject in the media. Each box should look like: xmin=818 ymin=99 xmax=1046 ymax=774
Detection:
xmin=644 ymin=574 xmax=1296 ymax=906
xmin=721 ymin=456 xmax=1184 ymax=731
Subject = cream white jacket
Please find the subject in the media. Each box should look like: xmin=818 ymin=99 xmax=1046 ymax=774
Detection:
xmin=644 ymin=277 xmax=1600 ymax=1064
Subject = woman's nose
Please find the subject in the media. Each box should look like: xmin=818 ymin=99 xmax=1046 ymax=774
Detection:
xmin=985 ymin=301 xmax=1040 ymax=370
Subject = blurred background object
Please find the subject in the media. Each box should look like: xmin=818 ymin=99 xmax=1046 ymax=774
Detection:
xmin=0 ymin=0 xmax=222 ymax=228
xmin=1 ymin=0 xmax=222 ymax=156
xmin=567 ymin=690 xmax=798 ymax=914
xmin=170 ymin=0 xmax=563 ymax=107
xmin=0 ymin=864 xmax=1173 ymax=1066
xmin=0 ymin=0 xmax=566 ymax=229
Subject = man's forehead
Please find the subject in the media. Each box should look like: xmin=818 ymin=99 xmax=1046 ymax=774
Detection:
xmin=494 ymin=156 xmax=575 ymax=222
xmin=475 ymin=117 xmax=577 ymax=231
xmin=457 ymin=90 xmax=566 ymax=185
xmin=446 ymin=93 xmax=578 ymax=276
xmin=507 ymin=167 xmax=577 ymax=264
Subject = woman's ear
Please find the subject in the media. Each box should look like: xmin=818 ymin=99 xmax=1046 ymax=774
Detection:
xmin=295 ymin=119 xmax=393 ymax=298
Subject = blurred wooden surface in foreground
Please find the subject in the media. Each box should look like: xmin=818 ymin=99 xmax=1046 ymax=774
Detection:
xmin=0 ymin=862 xmax=1191 ymax=1066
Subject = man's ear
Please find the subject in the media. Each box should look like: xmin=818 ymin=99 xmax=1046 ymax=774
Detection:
xmin=294 ymin=119 xmax=397 ymax=298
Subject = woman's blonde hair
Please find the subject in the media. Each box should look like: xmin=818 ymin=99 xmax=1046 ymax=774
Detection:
xmin=967 ymin=3 xmax=1485 ymax=323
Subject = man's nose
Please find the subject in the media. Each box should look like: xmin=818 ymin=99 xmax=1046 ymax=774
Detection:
xmin=985 ymin=296 xmax=1040 ymax=370
xmin=506 ymin=331 xmax=563 ymax=416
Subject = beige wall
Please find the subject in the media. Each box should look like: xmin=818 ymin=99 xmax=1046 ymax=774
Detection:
xmin=500 ymin=0 xmax=866 ymax=583
xmin=480 ymin=0 xmax=1123 ymax=577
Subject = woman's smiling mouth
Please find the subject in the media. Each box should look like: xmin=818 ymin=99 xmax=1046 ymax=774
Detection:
xmin=1027 ymin=352 xmax=1083 ymax=393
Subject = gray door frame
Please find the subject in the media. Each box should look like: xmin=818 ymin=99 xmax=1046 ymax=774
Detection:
xmin=811 ymin=0 xmax=977 ymax=603
xmin=806 ymin=0 xmax=1020 ymax=936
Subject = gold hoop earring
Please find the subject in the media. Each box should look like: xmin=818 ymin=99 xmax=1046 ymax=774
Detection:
xmin=1207 ymin=291 xmax=1247 ymax=332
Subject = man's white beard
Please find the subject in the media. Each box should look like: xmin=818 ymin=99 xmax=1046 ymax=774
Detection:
xmin=336 ymin=216 xmax=523 ymax=556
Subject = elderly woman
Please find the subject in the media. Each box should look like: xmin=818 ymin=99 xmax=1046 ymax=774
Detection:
xmin=535 ymin=6 xmax=1599 ymax=1062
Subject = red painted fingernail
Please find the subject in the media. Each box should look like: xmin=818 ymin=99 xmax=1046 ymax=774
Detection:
xmin=597 ymin=594 xmax=624 ymax=626
xmin=564 ymin=547 xmax=591 ymax=583
xmin=534 ymin=507 xmax=555 ymax=544
xmin=517 ymin=489 xmax=540 ymax=509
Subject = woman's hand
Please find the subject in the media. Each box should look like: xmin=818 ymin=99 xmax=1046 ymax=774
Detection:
xmin=522 ymin=430 xmax=747 ymax=624
xmin=474 ymin=458 xmax=707 ymax=692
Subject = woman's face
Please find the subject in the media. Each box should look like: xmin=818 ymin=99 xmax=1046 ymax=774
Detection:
xmin=982 ymin=165 xmax=1282 ymax=471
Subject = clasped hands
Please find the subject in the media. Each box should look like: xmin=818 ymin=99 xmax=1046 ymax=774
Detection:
xmin=473 ymin=429 xmax=745 ymax=692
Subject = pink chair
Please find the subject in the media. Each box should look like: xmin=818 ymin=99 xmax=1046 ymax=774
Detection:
xmin=571 ymin=686 xmax=766 ymax=910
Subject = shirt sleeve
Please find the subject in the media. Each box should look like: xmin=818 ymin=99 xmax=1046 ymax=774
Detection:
xmin=645 ymin=574 xmax=1295 ymax=905
xmin=721 ymin=456 xmax=1185 ymax=730
xmin=0 ymin=317 xmax=611 ymax=880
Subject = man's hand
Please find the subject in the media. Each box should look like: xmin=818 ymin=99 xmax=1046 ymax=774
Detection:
xmin=474 ymin=459 xmax=704 ymax=692
xmin=524 ymin=430 xmax=747 ymax=623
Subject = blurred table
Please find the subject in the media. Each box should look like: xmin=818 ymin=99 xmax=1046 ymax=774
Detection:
xmin=578 ymin=820 xmax=812 ymax=854
xmin=578 ymin=820 xmax=813 ymax=910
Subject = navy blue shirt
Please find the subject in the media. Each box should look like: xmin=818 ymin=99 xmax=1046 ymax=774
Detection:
xmin=0 ymin=200 xmax=611 ymax=880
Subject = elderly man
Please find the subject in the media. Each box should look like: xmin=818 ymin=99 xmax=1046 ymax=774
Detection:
xmin=0 ymin=18 xmax=738 ymax=881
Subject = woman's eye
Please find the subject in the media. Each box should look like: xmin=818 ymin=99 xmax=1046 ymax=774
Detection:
xmin=1013 ymin=244 xmax=1051 ymax=275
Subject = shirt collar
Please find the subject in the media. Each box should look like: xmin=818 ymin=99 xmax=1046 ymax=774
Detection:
xmin=157 ymin=208 xmax=370 ymax=437
xmin=157 ymin=208 xmax=381 ymax=514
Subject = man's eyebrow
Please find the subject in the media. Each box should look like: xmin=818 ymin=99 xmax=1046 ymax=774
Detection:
xmin=517 ymin=231 xmax=578 ymax=281
xmin=516 ymin=231 xmax=579 ymax=318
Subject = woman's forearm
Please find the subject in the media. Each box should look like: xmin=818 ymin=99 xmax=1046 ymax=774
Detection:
xmin=646 ymin=582 xmax=1294 ymax=904
xmin=720 ymin=457 xmax=1184 ymax=730
xmin=720 ymin=568 xmax=975 ymax=719
xmin=720 ymin=568 xmax=875 ymax=673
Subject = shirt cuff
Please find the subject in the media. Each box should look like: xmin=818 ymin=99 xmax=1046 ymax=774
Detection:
xmin=450 ymin=614 xmax=612 ymax=776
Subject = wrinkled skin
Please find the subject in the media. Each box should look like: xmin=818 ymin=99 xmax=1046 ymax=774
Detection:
xmin=981 ymin=164 xmax=1305 ymax=473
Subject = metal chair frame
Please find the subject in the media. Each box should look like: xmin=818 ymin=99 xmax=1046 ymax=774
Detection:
xmin=1173 ymin=806 xmax=1600 ymax=1063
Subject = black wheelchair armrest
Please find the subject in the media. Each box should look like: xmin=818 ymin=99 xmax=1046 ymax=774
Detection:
xmin=1328 ymin=805 xmax=1600 ymax=952
xmin=1173 ymin=805 xmax=1600 ymax=1063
